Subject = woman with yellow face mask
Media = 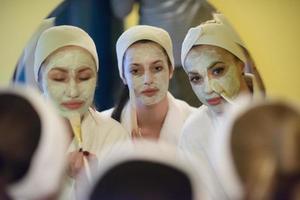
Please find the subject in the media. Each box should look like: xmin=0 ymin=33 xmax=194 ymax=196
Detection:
xmin=102 ymin=25 xmax=196 ymax=144
xmin=34 ymin=25 xmax=130 ymax=198
xmin=178 ymin=15 xmax=264 ymax=171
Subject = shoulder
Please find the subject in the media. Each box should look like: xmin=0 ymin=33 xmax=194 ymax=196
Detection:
xmin=90 ymin=109 xmax=129 ymax=137
xmin=184 ymin=105 xmax=211 ymax=129
xmin=167 ymin=92 xmax=197 ymax=116
xmin=181 ymin=105 xmax=212 ymax=139
xmin=100 ymin=107 xmax=114 ymax=118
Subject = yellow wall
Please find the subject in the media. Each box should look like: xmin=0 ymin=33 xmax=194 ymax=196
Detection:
xmin=1 ymin=1 xmax=300 ymax=102
xmin=209 ymin=0 xmax=300 ymax=102
xmin=124 ymin=3 xmax=139 ymax=29
xmin=0 ymin=0 xmax=62 ymax=85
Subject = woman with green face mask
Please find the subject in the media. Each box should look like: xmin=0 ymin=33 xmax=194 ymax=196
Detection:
xmin=178 ymin=15 xmax=265 ymax=193
xmin=34 ymin=25 xmax=130 ymax=198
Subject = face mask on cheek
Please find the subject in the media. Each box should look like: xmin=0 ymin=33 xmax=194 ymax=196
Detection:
xmin=41 ymin=49 xmax=97 ymax=118
xmin=125 ymin=70 xmax=169 ymax=106
xmin=42 ymin=75 xmax=96 ymax=118
xmin=191 ymin=83 xmax=207 ymax=105
xmin=213 ymin=64 xmax=241 ymax=100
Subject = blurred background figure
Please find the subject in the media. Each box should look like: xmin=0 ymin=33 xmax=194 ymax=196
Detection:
xmin=13 ymin=17 xmax=55 ymax=90
xmin=111 ymin=0 xmax=215 ymax=107
xmin=0 ymin=86 xmax=68 ymax=200
xmin=78 ymin=141 xmax=203 ymax=200
xmin=13 ymin=0 xmax=124 ymax=111
xmin=211 ymin=98 xmax=300 ymax=200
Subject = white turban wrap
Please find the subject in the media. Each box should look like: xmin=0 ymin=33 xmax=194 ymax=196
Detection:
xmin=2 ymin=86 xmax=69 ymax=199
xmin=116 ymin=25 xmax=174 ymax=82
xmin=181 ymin=17 xmax=247 ymax=72
xmin=78 ymin=141 xmax=204 ymax=200
xmin=34 ymin=25 xmax=99 ymax=82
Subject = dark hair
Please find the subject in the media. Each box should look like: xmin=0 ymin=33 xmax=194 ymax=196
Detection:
xmin=111 ymin=85 xmax=129 ymax=122
xmin=89 ymin=160 xmax=193 ymax=200
xmin=0 ymin=94 xmax=41 ymax=188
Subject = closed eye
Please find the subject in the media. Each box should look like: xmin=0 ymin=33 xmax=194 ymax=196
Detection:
xmin=48 ymin=70 xmax=68 ymax=82
xmin=78 ymin=73 xmax=92 ymax=81
xmin=77 ymin=68 xmax=94 ymax=81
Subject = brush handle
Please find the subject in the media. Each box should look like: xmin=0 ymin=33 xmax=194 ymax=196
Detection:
xmin=83 ymin=156 xmax=92 ymax=183
xmin=220 ymin=92 xmax=234 ymax=104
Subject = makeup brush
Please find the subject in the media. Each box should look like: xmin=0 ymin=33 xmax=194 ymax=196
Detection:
xmin=68 ymin=113 xmax=92 ymax=182
xmin=129 ymin=87 xmax=142 ymax=138
xmin=210 ymin=80 xmax=234 ymax=104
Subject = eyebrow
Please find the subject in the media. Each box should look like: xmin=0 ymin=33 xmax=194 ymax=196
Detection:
xmin=49 ymin=67 xmax=68 ymax=73
xmin=152 ymin=60 xmax=163 ymax=65
xmin=77 ymin=67 xmax=93 ymax=73
xmin=130 ymin=63 xmax=142 ymax=67
xmin=130 ymin=60 xmax=163 ymax=67
xmin=207 ymin=61 xmax=225 ymax=70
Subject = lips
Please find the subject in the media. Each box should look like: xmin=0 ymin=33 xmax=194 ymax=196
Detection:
xmin=61 ymin=100 xmax=84 ymax=110
xmin=141 ymin=88 xmax=159 ymax=97
xmin=206 ymin=97 xmax=222 ymax=106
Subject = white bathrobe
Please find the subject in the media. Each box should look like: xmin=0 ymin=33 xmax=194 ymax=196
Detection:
xmin=68 ymin=108 xmax=130 ymax=159
xmin=78 ymin=140 xmax=205 ymax=200
xmin=178 ymin=105 xmax=221 ymax=157
xmin=61 ymin=108 xmax=131 ymax=200
xmin=102 ymin=93 xmax=196 ymax=145
xmin=178 ymin=105 xmax=227 ymax=200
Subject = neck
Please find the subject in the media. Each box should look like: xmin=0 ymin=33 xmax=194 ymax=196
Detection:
xmin=135 ymin=95 xmax=169 ymax=139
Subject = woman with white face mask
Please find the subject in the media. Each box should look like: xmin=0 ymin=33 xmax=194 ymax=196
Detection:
xmin=34 ymin=25 xmax=130 ymax=198
xmin=102 ymin=25 xmax=196 ymax=144
xmin=178 ymin=16 xmax=265 ymax=180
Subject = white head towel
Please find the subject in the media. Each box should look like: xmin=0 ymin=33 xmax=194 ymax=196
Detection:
xmin=34 ymin=25 xmax=98 ymax=82
xmin=116 ymin=25 xmax=174 ymax=82
xmin=181 ymin=17 xmax=247 ymax=72
xmin=79 ymin=141 xmax=204 ymax=200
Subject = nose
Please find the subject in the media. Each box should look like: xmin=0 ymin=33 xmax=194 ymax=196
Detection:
xmin=144 ymin=71 xmax=154 ymax=86
xmin=67 ymin=78 xmax=80 ymax=98
xmin=204 ymin=76 xmax=213 ymax=94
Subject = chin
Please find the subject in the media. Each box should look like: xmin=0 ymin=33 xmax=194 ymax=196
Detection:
xmin=209 ymin=104 xmax=225 ymax=115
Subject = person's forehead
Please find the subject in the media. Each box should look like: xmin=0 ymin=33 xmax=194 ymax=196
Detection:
xmin=189 ymin=45 xmax=233 ymax=58
xmin=48 ymin=46 xmax=94 ymax=60
xmin=126 ymin=41 xmax=164 ymax=55
xmin=124 ymin=43 xmax=167 ymax=66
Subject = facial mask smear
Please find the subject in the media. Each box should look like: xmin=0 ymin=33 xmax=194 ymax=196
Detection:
xmin=185 ymin=45 xmax=242 ymax=114
xmin=41 ymin=47 xmax=97 ymax=118
xmin=124 ymin=42 xmax=170 ymax=106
